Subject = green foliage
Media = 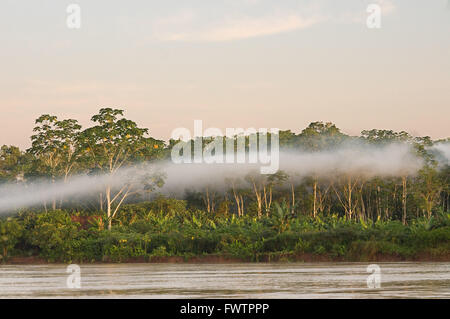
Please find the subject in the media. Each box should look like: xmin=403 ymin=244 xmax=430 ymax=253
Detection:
xmin=1 ymin=113 xmax=449 ymax=262
xmin=2 ymin=205 xmax=449 ymax=263
xmin=28 ymin=114 xmax=81 ymax=180
xmin=25 ymin=210 xmax=81 ymax=262
xmin=0 ymin=218 xmax=23 ymax=261
xmin=78 ymin=108 xmax=158 ymax=171
xmin=0 ymin=145 xmax=30 ymax=184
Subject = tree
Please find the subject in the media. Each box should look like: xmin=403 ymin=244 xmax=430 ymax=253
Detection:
xmin=201 ymin=185 xmax=218 ymax=214
xmin=28 ymin=115 xmax=82 ymax=209
xmin=309 ymin=175 xmax=332 ymax=218
xmin=361 ymin=129 xmax=412 ymax=144
xmin=79 ymin=108 xmax=164 ymax=230
xmin=0 ymin=218 xmax=23 ymax=262
xmin=245 ymin=170 xmax=288 ymax=218
xmin=226 ymin=177 xmax=246 ymax=217
xmin=332 ymin=174 xmax=360 ymax=220
xmin=0 ymin=145 xmax=30 ymax=183
xmin=361 ymin=129 xmax=414 ymax=224
xmin=414 ymin=165 xmax=442 ymax=219
xmin=296 ymin=122 xmax=347 ymax=151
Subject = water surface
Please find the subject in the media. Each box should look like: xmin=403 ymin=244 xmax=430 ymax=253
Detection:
xmin=0 ymin=262 xmax=449 ymax=298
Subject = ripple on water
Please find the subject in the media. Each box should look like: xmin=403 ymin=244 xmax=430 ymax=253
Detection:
xmin=0 ymin=262 xmax=449 ymax=298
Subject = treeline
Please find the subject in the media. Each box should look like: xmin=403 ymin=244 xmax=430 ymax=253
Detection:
xmin=0 ymin=108 xmax=449 ymax=229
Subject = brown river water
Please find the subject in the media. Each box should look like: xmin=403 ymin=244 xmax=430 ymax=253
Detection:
xmin=0 ymin=262 xmax=449 ymax=298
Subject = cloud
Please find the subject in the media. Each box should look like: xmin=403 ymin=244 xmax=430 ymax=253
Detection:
xmin=154 ymin=13 xmax=324 ymax=42
xmin=151 ymin=1 xmax=397 ymax=43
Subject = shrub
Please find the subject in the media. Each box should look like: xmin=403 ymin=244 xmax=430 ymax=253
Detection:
xmin=0 ymin=217 xmax=23 ymax=261
xmin=26 ymin=210 xmax=80 ymax=262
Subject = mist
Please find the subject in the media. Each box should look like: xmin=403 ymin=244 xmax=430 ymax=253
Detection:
xmin=0 ymin=141 xmax=448 ymax=215
xmin=430 ymin=143 xmax=450 ymax=167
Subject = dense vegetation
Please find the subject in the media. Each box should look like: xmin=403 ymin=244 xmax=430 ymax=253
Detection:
xmin=1 ymin=200 xmax=449 ymax=263
xmin=0 ymin=108 xmax=449 ymax=262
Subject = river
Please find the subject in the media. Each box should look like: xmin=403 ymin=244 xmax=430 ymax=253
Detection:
xmin=0 ymin=262 xmax=449 ymax=298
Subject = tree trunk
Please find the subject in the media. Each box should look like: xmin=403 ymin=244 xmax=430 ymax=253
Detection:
xmin=291 ymin=183 xmax=295 ymax=215
xmin=347 ymin=178 xmax=353 ymax=220
xmin=313 ymin=180 xmax=317 ymax=218
xmin=204 ymin=188 xmax=211 ymax=213
xmin=360 ymin=185 xmax=366 ymax=220
xmin=402 ymin=176 xmax=407 ymax=225
xmin=106 ymin=185 xmax=112 ymax=231
xmin=263 ymin=186 xmax=268 ymax=217
xmin=252 ymin=182 xmax=262 ymax=218
xmin=232 ymin=186 xmax=241 ymax=217
xmin=376 ymin=186 xmax=381 ymax=220
xmin=51 ymin=176 xmax=56 ymax=210
xmin=239 ymin=195 xmax=244 ymax=216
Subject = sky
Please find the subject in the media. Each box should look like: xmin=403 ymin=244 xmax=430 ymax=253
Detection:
xmin=0 ymin=0 xmax=449 ymax=148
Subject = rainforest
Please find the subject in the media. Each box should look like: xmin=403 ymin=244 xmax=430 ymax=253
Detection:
xmin=0 ymin=108 xmax=449 ymax=263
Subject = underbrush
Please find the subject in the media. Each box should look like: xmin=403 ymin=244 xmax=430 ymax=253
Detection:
xmin=1 ymin=203 xmax=449 ymax=263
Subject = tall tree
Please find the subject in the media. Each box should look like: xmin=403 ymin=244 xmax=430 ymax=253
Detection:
xmin=79 ymin=108 xmax=163 ymax=230
xmin=28 ymin=115 xmax=82 ymax=209
xmin=414 ymin=165 xmax=442 ymax=218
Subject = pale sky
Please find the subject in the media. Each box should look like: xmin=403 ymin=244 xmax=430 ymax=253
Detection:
xmin=1 ymin=0 xmax=449 ymax=148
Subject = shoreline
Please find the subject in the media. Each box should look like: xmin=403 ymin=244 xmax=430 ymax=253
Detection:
xmin=5 ymin=252 xmax=450 ymax=265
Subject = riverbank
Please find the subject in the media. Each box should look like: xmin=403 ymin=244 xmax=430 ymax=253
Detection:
xmin=2 ymin=208 xmax=449 ymax=264
xmin=5 ymin=251 xmax=450 ymax=265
